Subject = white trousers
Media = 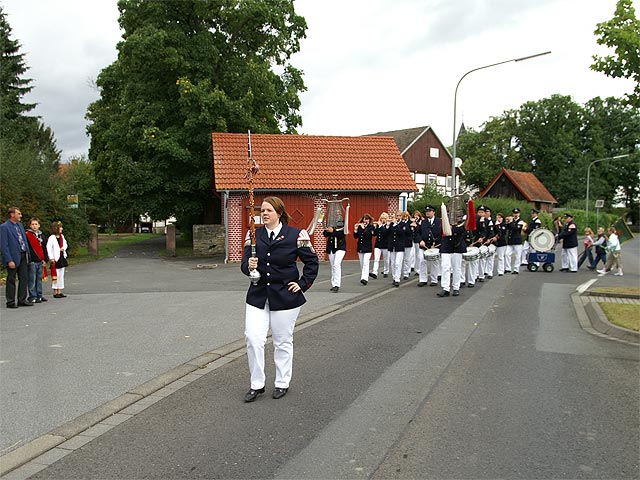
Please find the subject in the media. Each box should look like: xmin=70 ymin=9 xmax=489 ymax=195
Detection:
xmin=358 ymin=252 xmax=372 ymax=280
xmin=245 ymin=302 xmax=300 ymax=390
xmin=329 ymin=250 xmax=345 ymax=288
xmin=390 ymin=250 xmax=404 ymax=282
xmin=403 ymin=247 xmax=413 ymax=276
xmin=521 ymin=240 xmax=531 ymax=265
xmin=413 ymin=243 xmax=421 ymax=272
xmin=372 ymin=248 xmax=389 ymax=275
xmin=440 ymin=253 xmax=462 ymax=292
xmin=418 ymin=254 xmax=440 ymax=284
xmin=485 ymin=252 xmax=495 ymax=276
xmin=561 ymin=247 xmax=578 ymax=271
xmin=496 ymin=246 xmax=507 ymax=275
xmin=466 ymin=258 xmax=479 ymax=284
xmin=506 ymin=244 xmax=523 ymax=273
xmin=52 ymin=267 xmax=65 ymax=290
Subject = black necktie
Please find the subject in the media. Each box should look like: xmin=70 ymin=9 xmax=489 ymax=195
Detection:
xmin=270 ymin=231 xmax=275 ymax=242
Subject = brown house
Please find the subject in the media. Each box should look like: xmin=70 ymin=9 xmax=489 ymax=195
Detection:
xmin=212 ymin=132 xmax=417 ymax=261
xmin=368 ymin=126 xmax=460 ymax=196
xmin=478 ymin=168 xmax=557 ymax=213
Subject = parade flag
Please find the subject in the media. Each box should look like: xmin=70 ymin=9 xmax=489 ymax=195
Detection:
xmin=613 ymin=217 xmax=634 ymax=244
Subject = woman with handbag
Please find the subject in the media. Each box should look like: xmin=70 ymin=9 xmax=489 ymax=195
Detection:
xmin=46 ymin=221 xmax=69 ymax=298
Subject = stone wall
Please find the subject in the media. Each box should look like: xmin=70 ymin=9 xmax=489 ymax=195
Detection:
xmin=193 ymin=224 xmax=226 ymax=256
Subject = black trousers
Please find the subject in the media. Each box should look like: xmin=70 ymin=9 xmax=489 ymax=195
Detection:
xmin=5 ymin=252 xmax=29 ymax=306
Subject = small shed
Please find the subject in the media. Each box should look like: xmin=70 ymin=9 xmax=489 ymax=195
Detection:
xmin=478 ymin=168 xmax=557 ymax=213
xmin=212 ymin=132 xmax=417 ymax=261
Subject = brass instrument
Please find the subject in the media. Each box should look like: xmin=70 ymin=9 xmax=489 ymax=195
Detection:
xmin=307 ymin=194 xmax=350 ymax=235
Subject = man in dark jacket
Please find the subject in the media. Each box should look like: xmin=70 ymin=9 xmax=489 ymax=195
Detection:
xmin=418 ymin=205 xmax=442 ymax=287
xmin=0 ymin=207 xmax=32 ymax=308
xmin=556 ymin=212 xmax=578 ymax=272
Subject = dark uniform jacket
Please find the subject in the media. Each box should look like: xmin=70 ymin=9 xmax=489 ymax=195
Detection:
xmin=354 ymin=224 xmax=375 ymax=253
xmin=0 ymin=220 xmax=30 ymax=267
xmin=507 ymin=216 xmax=526 ymax=245
xmin=440 ymin=223 xmax=466 ymax=254
xmin=404 ymin=220 xmax=415 ymax=248
xmin=241 ymin=224 xmax=319 ymax=311
xmin=323 ymin=227 xmax=346 ymax=253
xmin=483 ymin=217 xmax=495 ymax=243
xmin=494 ymin=222 xmax=508 ymax=247
xmin=388 ymin=221 xmax=410 ymax=252
xmin=556 ymin=220 xmax=578 ymax=248
xmin=373 ymin=224 xmax=390 ymax=250
xmin=419 ymin=216 xmax=442 ymax=249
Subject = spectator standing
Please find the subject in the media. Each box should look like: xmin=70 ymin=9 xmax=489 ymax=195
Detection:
xmin=0 ymin=207 xmax=32 ymax=308
xmin=577 ymin=227 xmax=595 ymax=269
xmin=26 ymin=217 xmax=49 ymax=303
xmin=47 ymin=221 xmax=69 ymax=298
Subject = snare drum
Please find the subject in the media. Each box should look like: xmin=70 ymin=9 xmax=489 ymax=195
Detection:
xmin=478 ymin=245 xmax=489 ymax=258
xmin=463 ymin=246 xmax=480 ymax=261
xmin=487 ymin=244 xmax=496 ymax=256
xmin=423 ymin=248 xmax=440 ymax=261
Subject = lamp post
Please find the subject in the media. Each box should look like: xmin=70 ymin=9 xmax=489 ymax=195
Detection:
xmin=585 ymin=153 xmax=631 ymax=225
xmin=451 ymin=51 xmax=551 ymax=196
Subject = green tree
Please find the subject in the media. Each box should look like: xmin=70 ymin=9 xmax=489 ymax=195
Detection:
xmin=0 ymin=6 xmax=37 ymax=143
xmin=457 ymin=111 xmax=530 ymax=190
xmin=87 ymin=0 xmax=307 ymax=233
xmin=592 ymin=0 xmax=640 ymax=108
xmin=58 ymin=155 xmax=106 ymax=226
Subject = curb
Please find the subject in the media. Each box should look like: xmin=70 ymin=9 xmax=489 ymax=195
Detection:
xmin=572 ymin=292 xmax=640 ymax=345
xmin=0 ymin=280 xmax=405 ymax=478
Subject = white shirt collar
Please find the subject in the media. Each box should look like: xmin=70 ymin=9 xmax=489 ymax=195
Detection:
xmin=266 ymin=223 xmax=282 ymax=238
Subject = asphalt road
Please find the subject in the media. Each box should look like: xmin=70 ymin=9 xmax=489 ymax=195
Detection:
xmin=2 ymin=236 xmax=639 ymax=479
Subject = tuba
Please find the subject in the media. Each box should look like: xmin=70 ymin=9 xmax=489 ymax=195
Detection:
xmin=307 ymin=194 xmax=350 ymax=235
xmin=441 ymin=191 xmax=470 ymax=236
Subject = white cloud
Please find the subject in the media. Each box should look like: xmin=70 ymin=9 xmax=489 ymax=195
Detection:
xmin=2 ymin=0 xmax=637 ymax=161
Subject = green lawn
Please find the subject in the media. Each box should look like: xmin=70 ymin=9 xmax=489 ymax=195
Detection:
xmin=598 ymin=302 xmax=640 ymax=332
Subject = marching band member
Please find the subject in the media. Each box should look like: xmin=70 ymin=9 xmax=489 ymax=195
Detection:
xmin=482 ymin=207 xmax=496 ymax=278
xmin=354 ymin=214 xmax=375 ymax=285
xmin=438 ymin=208 xmax=466 ymax=298
xmin=493 ymin=213 xmax=508 ymax=276
xmin=402 ymin=211 xmax=414 ymax=279
xmin=521 ymin=208 xmax=542 ymax=266
xmin=556 ymin=212 xmax=578 ymax=272
xmin=505 ymin=208 xmax=526 ymax=274
xmin=410 ymin=211 xmax=423 ymax=275
xmin=371 ymin=212 xmax=390 ymax=279
xmin=417 ymin=205 xmax=441 ymax=287
xmin=241 ymin=196 xmax=319 ymax=402
xmin=388 ymin=210 xmax=410 ymax=287
xmin=323 ymin=218 xmax=347 ymax=292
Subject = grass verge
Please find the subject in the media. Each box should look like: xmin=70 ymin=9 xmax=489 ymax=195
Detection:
xmin=598 ymin=302 xmax=640 ymax=331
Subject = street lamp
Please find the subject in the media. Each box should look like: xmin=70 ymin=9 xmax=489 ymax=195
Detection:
xmin=451 ymin=51 xmax=552 ymax=196
xmin=585 ymin=153 xmax=631 ymax=225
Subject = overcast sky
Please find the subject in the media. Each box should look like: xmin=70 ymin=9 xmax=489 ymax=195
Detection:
xmin=2 ymin=0 xmax=637 ymax=162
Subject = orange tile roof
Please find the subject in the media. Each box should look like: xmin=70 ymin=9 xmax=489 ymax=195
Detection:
xmin=479 ymin=168 xmax=557 ymax=203
xmin=212 ymin=132 xmax=417 ymax=192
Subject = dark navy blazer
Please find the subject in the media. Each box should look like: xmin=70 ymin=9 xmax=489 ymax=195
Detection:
xmin=241 ymin=224 xmax=319 ymax=311
xmin=0 ymin=220 xmax=30 ymax=267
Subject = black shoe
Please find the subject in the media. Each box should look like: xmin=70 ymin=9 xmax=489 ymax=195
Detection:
xmin=437 ymin=290 xmax=450 ymax=297
xmin=478 ymin=278 xmax=484 ymax=282
xmin=467 ymin=284 xmax=474 ymax=288
xmin=414 ymin=272 xmax=419 ymax=276
xmin=452 ymin=290 xmax=460 ymax=296
xmin=34 ymin=298 xmax=42 ymax=303
xmin=417 ymin=282 xmax=426 ymax=287
xmin=6 ymin=303 xmax=18 ymax=309
xmin=369 ymin=273 xmax=377 ymax=279
xmin=383 ymin=274 xmax=388 ymax=278
xmin=403 ymin=276 xmax=409 ymax=280
xmin=18 ymin=301 xmax=33 ymax=307
xmin=244 ymin=387 xmax=265 ymax=402
xmin=392 ymin=281 xmax=400 ymax=287
xmin=486 ymin=275 xmax=493 ymax=279
xmin=272 ymin=387 xmax=288 ymax=399
xmin=430 ymin=282 xmax=438 ymax=287
xmin=40 ymin=297 xmax=48 ymax=302
xmin=504 ymin=270 xmax=511 ymax=274
xmin=460 ymin=282 xmax=466 ymax=286
xmin=58 ymin=293 xmax=67 ymax=298
xmin=559 ymin=268 xmax=568 ymax=272
xmin=512 ymin=271 xmax=519 ymax=275
xmin=330 ymin=286 xmax=339 ymax=292
xmin=360 ymin=279 xmax=368 ymax=285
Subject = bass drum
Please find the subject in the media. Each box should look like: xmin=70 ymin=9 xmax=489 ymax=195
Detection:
xmin=529 ymin=228 xmax=556 ymax=252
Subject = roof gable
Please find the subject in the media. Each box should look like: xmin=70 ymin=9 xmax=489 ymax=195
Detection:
xmin=212 ymin=133 xmax=417 ymax=192
xmin=479 ymin=168 xmax=558 ymax=203
xmin=367 ymin=126 xmax=431 ymax=154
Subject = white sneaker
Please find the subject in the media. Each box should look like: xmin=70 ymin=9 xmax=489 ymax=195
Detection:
xmin=597 ymin=269 xmax=607 ymax=274
xmin=614 ymin=271 xmax=623 ymax=276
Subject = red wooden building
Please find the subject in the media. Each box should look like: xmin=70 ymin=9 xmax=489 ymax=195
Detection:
xmin=478 ymin=168 xmax=558 ymax=213
xmin=212 ymin=132 xmax=417 ymax=261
